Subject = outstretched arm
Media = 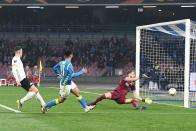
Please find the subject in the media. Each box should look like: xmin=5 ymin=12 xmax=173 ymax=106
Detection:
xmin=72 ymin=69 xmax=86 ymax=78
xmin=68 ymin=65 xmax=87 ymax=78
xmin=124 ymin=76 xmax=139 ymax=82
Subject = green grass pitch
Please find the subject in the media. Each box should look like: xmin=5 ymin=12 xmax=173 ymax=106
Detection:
xmin=0 ymin=86 xmax=196 ymax=131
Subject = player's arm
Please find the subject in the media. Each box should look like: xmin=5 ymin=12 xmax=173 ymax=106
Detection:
xmin=68 ymin=65 xmax=87 ymax=78
xmin=124 ymin=76 xmax=139 ymax=82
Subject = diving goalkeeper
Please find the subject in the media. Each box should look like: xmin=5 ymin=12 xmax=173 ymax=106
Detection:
xmin=88 ymin=70 xmax=152 ymax=110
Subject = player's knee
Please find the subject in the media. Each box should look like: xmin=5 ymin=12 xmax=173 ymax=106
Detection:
xmin=104 ymin=92 xmax=112 ymax=99
xmin=71 ymin=88 xmax=80 ymax=97
xmin=130 ymin=100 xmax=138 ymax=107
xmin=30 ymin=86 xmax=39 ymax=93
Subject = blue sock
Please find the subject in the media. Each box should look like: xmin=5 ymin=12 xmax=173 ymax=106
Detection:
xmin=77 ymin=96 xmax=87 ymax=109
xmin=46 ymin=99 xmax=59 ymax=108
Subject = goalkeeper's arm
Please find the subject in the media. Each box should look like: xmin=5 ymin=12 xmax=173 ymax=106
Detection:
xmin=124 ymin=76 xmax=139 ymax=82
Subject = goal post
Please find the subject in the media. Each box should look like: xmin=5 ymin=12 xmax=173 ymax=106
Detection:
xmin=136 ymin=19 xmax=196 ymax=108
xmin=184 ymin=19 xmax=191 ymax=108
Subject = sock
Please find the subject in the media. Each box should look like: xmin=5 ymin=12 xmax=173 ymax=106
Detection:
xmin=77 ymin=96 xmax=88 ymax=109
xmin=20 ymin=91 xmax=36 ymax=104
xmin=93 ymin=94 xmax=106 ymax=105
xmin=46 ymin=98 xmax=65 ymax=108
xmin=35 ymin=92 xmax=46 ymax=107
xmin=130 ymin=100 xmax=138 ymax=107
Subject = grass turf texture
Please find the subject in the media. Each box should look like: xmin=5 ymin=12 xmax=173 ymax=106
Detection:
xmin=0 ymin=86 xmax=196 ymax=131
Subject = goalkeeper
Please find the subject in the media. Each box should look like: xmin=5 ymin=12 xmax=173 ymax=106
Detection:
xmin=88 ymin=70 xmax=152 ymax=110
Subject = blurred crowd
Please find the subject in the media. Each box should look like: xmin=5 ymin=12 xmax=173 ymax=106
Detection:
xmin=0 ymin=35 xmax=135 ymax=77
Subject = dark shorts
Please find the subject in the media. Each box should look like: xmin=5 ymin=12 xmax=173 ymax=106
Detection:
xmin=20 ymin=78 xmax=34 ymax=91
xmin=111 ymin=91 xmax=126 ymax=104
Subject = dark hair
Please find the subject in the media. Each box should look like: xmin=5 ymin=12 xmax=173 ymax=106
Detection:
xmin=64 ymin=50 xmax=73 ymax=58
xmin=14 ymin=46 xmax=22 ymax=52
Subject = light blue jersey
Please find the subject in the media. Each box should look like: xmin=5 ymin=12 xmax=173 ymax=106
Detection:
xmin=53 ymin=60 xmax=85 ymax=86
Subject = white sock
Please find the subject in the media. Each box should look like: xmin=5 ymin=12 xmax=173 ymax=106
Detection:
xmin=20 ymin=92 xmax=36 ymax=104
xmin=35 ymin=92 xmax=46 ymax=107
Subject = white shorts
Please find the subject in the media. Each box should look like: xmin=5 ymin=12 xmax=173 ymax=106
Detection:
xmin=59 ymin=81 xmax=77 ymax=98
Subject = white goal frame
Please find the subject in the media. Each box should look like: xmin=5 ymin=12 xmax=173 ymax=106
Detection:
xmin=136 ymin=19 xmax=191 ymax=108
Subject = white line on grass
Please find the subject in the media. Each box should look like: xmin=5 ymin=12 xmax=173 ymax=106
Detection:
xmin=0 ymin=104 xmax=21 ymax=113
xmin=153 ymin=101 xmax=184 ymax=108
xmin=80 ymin=91 xmax=101 ymax=95
xmin=21 ymin=112 xmax=196 ymax=115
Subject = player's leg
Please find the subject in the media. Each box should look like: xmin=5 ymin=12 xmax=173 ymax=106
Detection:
xmin=45 ymin=96 xmax=66 ymax=108
xmin=45 ymin=84 xmax=68 ymax=109
xmin=124 ymin=98 xmax=147 ymax=110
xmin=31 ymin=85 xmax=46 ymax=107
xmin=17 ymin=79 xmax=38 ymax=110
xmin=133 ymin=91 xmax=152 ymax=104
xmin=124 ymin=98 xmax=138 ymax=107
xmin=89 ymin=92 xmax=112 ymax=106
xmin=70 ymin=81 xmax=95 ymax=112
xmin=17 ymin=79 xmax=46 ymax=111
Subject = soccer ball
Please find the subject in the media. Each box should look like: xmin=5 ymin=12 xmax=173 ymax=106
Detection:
xmin=168 ymin=88 xmax=176 ymax=96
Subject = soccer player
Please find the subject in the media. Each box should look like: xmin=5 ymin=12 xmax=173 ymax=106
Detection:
xmin=44 ymin=50 xmax=95 ymax=113
xmin=12 ymin=46 xmax=46 ymax=112
xmin=88 ymin=70 xmax=152 ymax=110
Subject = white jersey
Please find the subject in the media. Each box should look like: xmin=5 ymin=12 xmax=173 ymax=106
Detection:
xmin=12 ymin=56 xmax=26 ymax=82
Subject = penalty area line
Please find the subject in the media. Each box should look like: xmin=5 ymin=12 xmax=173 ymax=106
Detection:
xmin=0 ymin=104 xmax=21 ymax=113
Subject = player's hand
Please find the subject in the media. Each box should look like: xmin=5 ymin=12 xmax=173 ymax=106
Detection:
xmin=57 ymin=75 xmax=62 ymax=80
xmin=82 ymin=68 xmax=88 ymax=74
xmin=16 ymin=82 xmax=21 ymax=87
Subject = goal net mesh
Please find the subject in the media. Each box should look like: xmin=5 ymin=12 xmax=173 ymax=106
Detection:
xmin=138 ymin=20 xmax=196 ymax=108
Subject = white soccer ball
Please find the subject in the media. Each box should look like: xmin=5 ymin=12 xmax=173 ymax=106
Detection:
xmin=168 ymin=88 xmax=177 ymax=96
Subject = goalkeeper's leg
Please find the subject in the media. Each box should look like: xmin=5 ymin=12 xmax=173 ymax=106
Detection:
xmin=123 ymin=98 xmax=146 ymax=110
xmin=88 ymin=92 xmax=112 ymax=106
xmin=133 ymin=91 xmax=152 ymax=104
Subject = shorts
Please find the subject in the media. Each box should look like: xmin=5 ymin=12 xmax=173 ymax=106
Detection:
xmin=20 ymin=78 xmax=34 ymax=91
xmin=111 ymin=91 xmax=126 ymax=104
xmin=59 ymin=81 xmax=77 ymax=98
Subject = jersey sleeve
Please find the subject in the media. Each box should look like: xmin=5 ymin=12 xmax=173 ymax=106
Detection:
xmin=120 ymin=79 xmax=126 ymax=85
xmin=67 ymin=64 xmax=85 ymax=78
xmin=72 ymin=69 xmax=85 ymax=78
xmin=12 ymin=58 xmax=20 ymax=82
xmin=53 ymin=62 xmax=61 ymax=76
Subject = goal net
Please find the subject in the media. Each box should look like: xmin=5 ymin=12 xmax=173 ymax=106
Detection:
xmin=136 ymin=19 xmax=196 ymax=108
